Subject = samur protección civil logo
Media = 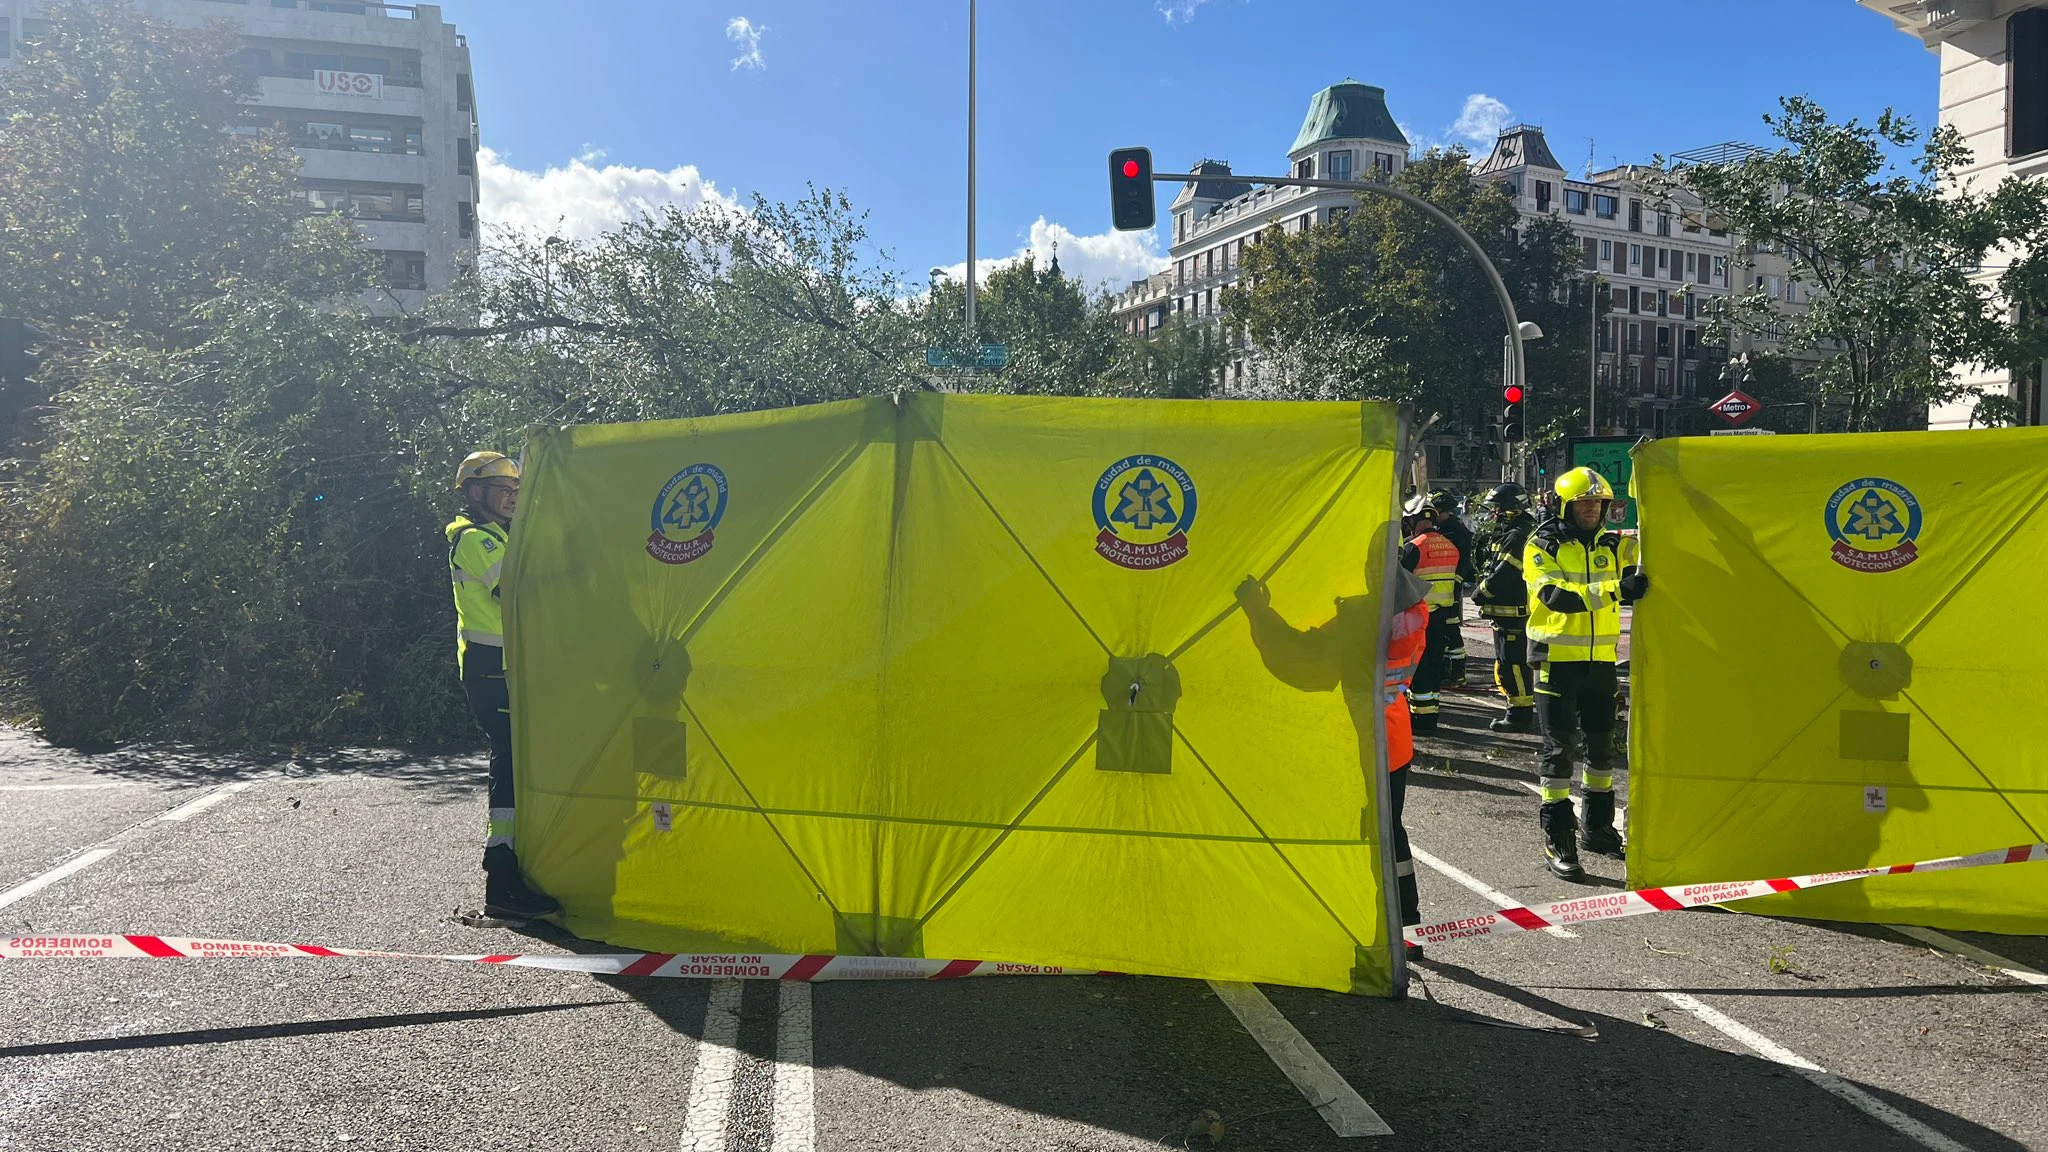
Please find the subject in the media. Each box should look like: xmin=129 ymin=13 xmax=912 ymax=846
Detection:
xmin=647 ymin=464 xmax=728 ymax=565
xmin=1824 ymin=477 xmax=1922 ymax=573
xmin=1092 ymin=455 xmax=1197 ymax=571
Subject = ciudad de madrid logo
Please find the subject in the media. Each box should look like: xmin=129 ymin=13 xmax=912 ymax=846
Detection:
xmin=1824 ymin=476 xmax=1922 ymax=573
xmin=648 ymin=463 xmax=728 ymax=565
xmin=1093 ymin=455 xmax=1197 ymax=571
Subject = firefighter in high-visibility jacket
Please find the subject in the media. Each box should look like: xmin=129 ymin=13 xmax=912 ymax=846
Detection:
xmin=1471 ymin=483 xmax=1539 ymax=733
xmin=448 ymin=451 xmax=561 ymax=920
xmin=1400 ymin=495 xmax=1462 ymax=734
xmin=1237 ymin=564 xmax=1435 ymax=958
xmin=1524 ymin=467 xmax=1648 ymax=880
xmin=1425 ymin=490 xmax=1477 ymax=685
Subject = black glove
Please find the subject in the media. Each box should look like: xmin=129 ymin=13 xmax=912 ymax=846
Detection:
xmin=1536 ymin=585 xmax=1588 ymax=614
xmin=1618 ymin=572 xmax=1649 ymax=601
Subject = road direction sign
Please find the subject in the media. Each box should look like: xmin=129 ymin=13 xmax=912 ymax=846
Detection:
xmin=927 ymin=344 xmax=1009 ymax=371
xmin=1708 ymin=388 xmax=1762 ymax=425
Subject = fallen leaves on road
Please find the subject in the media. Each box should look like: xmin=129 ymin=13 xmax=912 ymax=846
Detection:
xmin=1641 ymin=1010 xmax=1668 ymax=1029
xmin=1185 ymin=1109 xmax=1225 ymax=1145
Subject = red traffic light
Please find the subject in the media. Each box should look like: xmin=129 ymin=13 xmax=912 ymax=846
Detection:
xmin=1502 ymin=384 xmax=1525 ymax=404
xmin=1122 ymin=159 xmax=1141 ymax=179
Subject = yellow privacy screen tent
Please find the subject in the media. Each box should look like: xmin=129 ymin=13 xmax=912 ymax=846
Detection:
xmin=502 ymin=394 xmax=1410 ymax=993
xmin=1630 ymin=428 xmax=2048 ymax=934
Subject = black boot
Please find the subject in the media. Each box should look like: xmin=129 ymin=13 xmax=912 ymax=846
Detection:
xmin=1489 ymin=707 xmax=1536 ymax=734
xmin=483 ymin=845 xmax=562 ymax=921
xmin=1581 ymin=790 xmax=1626 ymax=859
xmin=1398 ymin=869 xmax=1423 ymax=961
xmin=1540 ymin=800 xmax=1584 ymax=881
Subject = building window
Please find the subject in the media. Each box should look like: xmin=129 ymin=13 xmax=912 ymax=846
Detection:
xmin=1656 ymin=326 xmax=1672 ymax=357
xmin=1627 ymin=321 xmax=1641 ymax=353
xmin=19 ymin=18 xmax=49 ymax=42
xmin=1629 ymin=243 xmax=1642 ymax=267
xmin=1566 ymin=188 xmax=1589 ymax=215
xmin=2012 ymin=10 xmax=2048 ymax=157
xmin=1685 ymin=252 xmax=1697 ymax=276
xmin=1657 ymin=365 xmax=1670 ymax=393
xmin=1326 ymin=150 xmax=1353 ymax=183
xmin=1657 ymin=288 xmax=1669 ymax=316
xmin=1599 ymin=239 xmax=1614 ymax=262
xmin=1682 ymin=366 xmax=1698 ymax=395
xmin=1294 ymin=157 xmax=1314 ymax=180
xmin=1683 ymin=328 xmax=1699 ymax=359
xmin=1535 ymin=180 xmax=1552 ymax=213
xmin=1712 ymin=255 xmax=1727 ymax=283
xmin=459 ymin=202 xmax=475 ymax=239
xmin=1628 ymin=287 xmax=1641 ymax=315
xmin=1506 ymin=226 xmax=1520 ymax=247
xmin=456 ymin=73 xmax=473 ymax=113
xmin=1374 ymin=151 xmax=1395 ymax=175
xmin=1594 ymin=193 xmax=1618 ymax=219
xmin=1205 ymin=249 xmax=1214 ymax=277
xmin=1657 ymin=248 xmax=1668 ymax=270
xmin=1628 ymin=199 xmax=1643 ymax=232
xmin=458 ymin=137 xmax=474 ymax=176
xmin=1657 ymin=212 xmax=1672 ymax=237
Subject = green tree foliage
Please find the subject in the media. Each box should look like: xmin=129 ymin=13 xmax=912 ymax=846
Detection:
xmin=1658 ymin=97 xmax=2048 ymax=431
xmin=923 ymin=254 xmax=1123 ymax=395
xmin=0 ymin=0 xmax=365 ymax=345
xmin=1221 ymin=150 xmax=1590 ymax=442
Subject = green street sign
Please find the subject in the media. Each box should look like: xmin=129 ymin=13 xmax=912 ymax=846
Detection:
xmin=926 ymin=343 xmax=1009 ymax=371
xmin=1567 ymin=436 xmax=1638 ymax=531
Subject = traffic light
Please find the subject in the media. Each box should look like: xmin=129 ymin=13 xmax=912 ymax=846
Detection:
xmin=1108 ymin=147 xmax=1155 ymax=232
xmin=1500 ymin=382 xmax=1526 ymax=443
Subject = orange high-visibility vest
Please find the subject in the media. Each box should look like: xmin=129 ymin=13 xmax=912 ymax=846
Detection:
xmin=1410 ymin=531 xmax=1461 ymax=608
xmin=1383 ymin=600 xmax=1429 ymax=770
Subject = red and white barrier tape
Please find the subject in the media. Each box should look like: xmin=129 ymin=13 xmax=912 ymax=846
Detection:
xmin=1406 ymin=842 xmax=2048 ymax=946
xmin=0 ymin=933 xmax=1106 ymax=981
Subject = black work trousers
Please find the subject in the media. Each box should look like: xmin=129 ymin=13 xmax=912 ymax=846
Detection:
xmin=461 ymin=644 xmax=515 ymax=833
xmin=1389 ymin=765 xmax=1418 ymax=928
xmin=1408 ymin=612 xmax=1450 ymax=718
xmin=1488 ymin=616 xmax=1534 ymax=708
xmin=1535 ymin=658 xmax=1621 ymax=787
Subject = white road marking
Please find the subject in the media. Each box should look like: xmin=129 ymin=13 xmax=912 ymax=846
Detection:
xmin=0 ymin=848 xmax=117 ymax=911
xmin=1887 ymin=924 xmax=2048 ymax=989
xmin=1409 ymin=845 xmax=1577 ymax=939
xmin=0 ymin=780 xmax=255 ymax=913
xmin=0 ymin=782 xmax=147 ymax=791
xmin=771 ymin=981 xmax=816 ymax=1152
xmin=679 ymin=978 xmax=745 ymax=1152
xmin=1208 ymin=980 xmax=1392 ymax=1138
xmin=156 ymin=781 xmax=256 ymax=822
xmin=1660 ymin=992 xmax=1975 ymax=1152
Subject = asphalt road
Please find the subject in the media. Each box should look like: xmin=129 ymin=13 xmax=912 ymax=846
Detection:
xmin=4 ymin=618 xmax=2045 ymax=1151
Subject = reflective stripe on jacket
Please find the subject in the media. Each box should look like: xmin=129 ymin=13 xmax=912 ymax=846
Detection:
xmin=446 ymin=515 xmax=511 ymax=674
xmin=1404 ymin=531 xmax=1461 ymax=608
xmin=1475 ymin=514 xmax=1535 ymax=619
xmin=1523 ymin=519 xmax=1624 ymax=663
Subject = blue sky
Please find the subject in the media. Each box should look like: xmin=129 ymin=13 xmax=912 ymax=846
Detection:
xmin=458 ymin=0 xmax=1937 ymax=292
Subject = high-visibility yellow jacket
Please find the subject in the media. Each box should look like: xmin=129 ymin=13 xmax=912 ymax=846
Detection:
xmin=1401 ymin=530 xmax=1461 ymax=609
xmin=1523 ymin=519 xmax=1633 ymax=663
xmin=446 ymin=515 xmax=510 ymax=674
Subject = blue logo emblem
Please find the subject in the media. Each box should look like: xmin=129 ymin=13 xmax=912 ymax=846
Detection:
xmin=648 ymin=464 xmax=728 ymax=565
xmin=1092 ymin=455 xmax=1198 ymax=570
xmin=1825 ymin=477 xmax=1921 ymax=573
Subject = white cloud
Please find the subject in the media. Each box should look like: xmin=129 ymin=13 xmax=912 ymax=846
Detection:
xmin=1451 ymin=93 xmax=1513 ymax=144
xmin=477 ymin=147 xmax=741 ymax=242
xmin=1157 ymin=0 xmax=1212 ymax=22
xmin=934 ymin=218 xmax=1169 ymax=297
xmin=726 ymin=16 xmax=767 ymax=71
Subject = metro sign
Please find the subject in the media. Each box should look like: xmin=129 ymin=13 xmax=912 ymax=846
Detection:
xmin=1708 ymin=388 xmax=1762 ymax=425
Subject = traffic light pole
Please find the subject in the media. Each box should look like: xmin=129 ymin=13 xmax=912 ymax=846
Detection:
xmin=1152 ymin=171 xmax=1532 ymax=483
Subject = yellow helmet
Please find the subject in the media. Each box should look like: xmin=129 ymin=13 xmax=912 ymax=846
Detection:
xmin=454 ymin=450 xmax=520 ymax=491
xmin=1555 ymin=466 xmax=1615 ymax=504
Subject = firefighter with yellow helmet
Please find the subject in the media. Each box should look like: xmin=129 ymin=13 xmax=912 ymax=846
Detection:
xmin=448 ymin=450 xmax=560 ymax=920
xmin=1524 ymin=466 xmax=1648 ymax=880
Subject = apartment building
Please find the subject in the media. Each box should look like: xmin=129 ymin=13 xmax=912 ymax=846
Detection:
xmin=1109 ymin=80 xmax=1410 ymax=391
xmin=2 ymin=0 xmax=480 ymax=310
xmin=1860 ymin=0 xmax=2048 ymax=428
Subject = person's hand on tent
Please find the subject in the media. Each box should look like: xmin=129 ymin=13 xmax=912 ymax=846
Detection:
xmin=1235 ymin=575 xmax=1271 ymax=612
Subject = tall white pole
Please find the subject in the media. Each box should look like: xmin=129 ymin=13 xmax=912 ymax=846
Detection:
xmin=965 ymin=0 xmax=977 ymax=347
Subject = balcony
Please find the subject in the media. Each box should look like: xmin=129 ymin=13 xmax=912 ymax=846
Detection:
xmin=256 ymin=75 xmax=423 ymax=118
xmin=295 ymin=148 xmax=427 ymax=184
